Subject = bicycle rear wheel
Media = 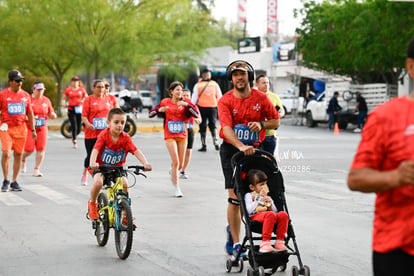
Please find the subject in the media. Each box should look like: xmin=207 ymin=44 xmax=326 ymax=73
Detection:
xmin=114 ymin=200 xmax=133 ymax=259
xmin=96 ymin=192 xmax=110 ymax=246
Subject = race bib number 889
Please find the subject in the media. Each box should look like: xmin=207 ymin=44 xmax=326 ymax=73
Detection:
xmin=167 ymin=121 xmax=185 ymax=133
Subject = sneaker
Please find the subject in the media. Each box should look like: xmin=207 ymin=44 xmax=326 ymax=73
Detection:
xmin=122 ymin=216 xmax=137 ymax=229
xmin=274 ymin=240 xmax=288 ymax=252
xmin=73 ymin=140 xmax=78 ymax=149
xmin=88 ymin=200 xmax=99 ymax=220
xmin=81 ymin=175 xmax=87 ymax=186
xmin=174 ymin=186 xmax=183 ymax=197
xmin=1 ymin=180 xmax=10 ymax=192
xmin=232 ymin=244 xmax=247 ymax=261
xmin=198 ymin=145 xmax=206 ymax=152
xmin=214 ymin=144 xmax=220 ymax=151
xmin=33 ymin=169 xmax=43 ymax=177
xmin=179 ymin=171 xmax=189 ymax=179
xmin=353 ymin=128 xmax=361 ymax=133
xmin=225 ymin=225 xmax=234 ymax=255
xmin=259 ymin=241 xmax=275 ymax=253
xmin=20 ymin=160 xmax=27 ymax=173
xmin=10 ymin=181 xmax=22 ymax=191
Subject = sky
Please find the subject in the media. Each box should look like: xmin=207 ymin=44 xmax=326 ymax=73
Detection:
xmin=210 ymin=0 xmax=304 ymax=37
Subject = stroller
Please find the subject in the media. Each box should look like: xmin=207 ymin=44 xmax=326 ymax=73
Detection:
xmin=225 ymin=150 xmax=310 ymax=276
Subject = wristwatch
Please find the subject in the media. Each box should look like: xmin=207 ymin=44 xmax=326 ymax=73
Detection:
xmin=260 ymin=121 xmax=265 ymax=129
xmin=31 ymin=129 xmax=36 ymax=132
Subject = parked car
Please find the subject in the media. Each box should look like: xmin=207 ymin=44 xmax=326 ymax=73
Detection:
xmin=138 ymin=90 xmax=153 ymax=110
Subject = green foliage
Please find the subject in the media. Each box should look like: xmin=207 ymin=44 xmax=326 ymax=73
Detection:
xmin=0 ymin=0 xmax=224 ymax=115
xmin=295 ymin=0 xmax=414 ymax=84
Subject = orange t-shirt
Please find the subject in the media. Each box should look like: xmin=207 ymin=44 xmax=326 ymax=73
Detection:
xmin=159 ymin=98 xmax=193 ymax=139
xmin=218 ymin=88 xmax=278 ymax=144
xmin=0 ymin=88 xmax=33 ymax=127
xmin=351 ymin=96 xmax=414 ymax=254
xmin=26 ymin=96 xmax=54 ymax=129
xmin=82 ymin=95 xmax=112 ymax=139
xmin=64 ymin=87 xmax=87 ymax=107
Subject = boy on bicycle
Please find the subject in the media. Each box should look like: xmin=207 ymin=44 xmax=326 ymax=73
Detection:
xmin=87 ymin=108 xmax=152 ymax=220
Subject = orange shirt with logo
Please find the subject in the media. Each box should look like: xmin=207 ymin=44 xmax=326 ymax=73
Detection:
xmin=0 ymin=88 xmax=33 ymax=127
xmin=218 ymin=88 xmax=278 ymax=144
xmin=351 ymin=96 xmax=414 ymax=254
xmin=82 ymin=95 xmax=112 ymax=139
xmin=64 ymin=87 xmax=87 ymax=107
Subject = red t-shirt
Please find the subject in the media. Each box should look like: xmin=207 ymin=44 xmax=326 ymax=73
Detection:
xmin=0 ymin=88 xmax=33 ymax=127
xmin=28 ymin=96 xmax=54 ymax=129
xmin=82 ymin=95 xmax=113 ymax=139
xmin=93 ymin=128 xmax=137 ymax=166
xmin=218 ymin=88 xmax=278 ymax=144
xmin=351 ymin=96 xmax=414 ymax=254
xmin=64 ymin=87 xmax=87 ymax=107
xmin=160 ymin=98 xmax=192 ymax=139
xmin=107 ymin=94 xmax=118 ymax=108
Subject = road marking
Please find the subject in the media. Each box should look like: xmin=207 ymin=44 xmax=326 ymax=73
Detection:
xmin=285 ymin=185 xmax=346 ymax=200
xmin=24 ymin=184 xmax=80 ymax=205
xmin=0 ymin=193 xmax=32 ymax=206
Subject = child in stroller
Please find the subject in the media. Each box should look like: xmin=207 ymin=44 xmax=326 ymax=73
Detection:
xmin=225 ymin=150 xmax=310 ymax=276
xmin=245 ymin=169 xmax=289 ymax=253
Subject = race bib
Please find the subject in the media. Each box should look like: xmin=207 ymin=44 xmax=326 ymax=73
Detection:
xmin=74 ymin=105 xmax=82 ymax=114
xmin=35 ymin=117 xmax=46 ymax=128
xmin=8 ymin=102 xmax=25 ymax=115
xmin=101 ymin=148 xmax=126 ymax=165
xmin=167 ymin=121 xmax=185 ymax=133
xmin=92 ymin=117 xmax=107 ymax=130
xmin=233 ymin=124 xmax=259 ymax=144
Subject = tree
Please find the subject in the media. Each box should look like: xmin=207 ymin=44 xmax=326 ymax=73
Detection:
xmin=0 ymin=0 xmax=225 ymax=115
xmin=295 ymin=0 xmax=414 ymax=84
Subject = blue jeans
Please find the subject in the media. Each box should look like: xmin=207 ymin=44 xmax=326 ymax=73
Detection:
xmin=357 ymin=111 xmax=367 ymax=129
xmin=328 ymin=112 xmax=335 ymax=130
xmin=260 ymin=136 xmax=277 ymax=155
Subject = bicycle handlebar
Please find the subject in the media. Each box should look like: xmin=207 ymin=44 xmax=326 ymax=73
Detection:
xmin=95 ymin=164 xmax=146 ymax=176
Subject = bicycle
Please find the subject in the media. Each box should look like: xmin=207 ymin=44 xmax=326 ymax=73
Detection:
xmin=88 ymin=164 xmax=146 ymax=259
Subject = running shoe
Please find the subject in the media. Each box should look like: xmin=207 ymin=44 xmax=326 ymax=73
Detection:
xmin=1 ymin=180 xmax=10 ymax=192
xmin=81 ymin=175 xmax=87 ymax=186
xmin=10 ymin=181 xmax=22 ymax=191
xmin=259 ymin=241 xmax=275 ymax=253
xmin=33 ymin=169 xmax=43 ymax=177
xmin=174 ymin=186 xmax=183 ymax=197
xmin=231 ymin=244 xmax=247 ymax=261
xmin=225 ymin=225 xmax=233 ymax=255
xmin=73 ymin=140 xmax=78 ymax=149
xmin=274 ymin=240 xmax=288 ymax=252
xmin=179 ymin=171 xmax=189 ymax=179
xmin=88 ymin=200 xmax=99 ymax=220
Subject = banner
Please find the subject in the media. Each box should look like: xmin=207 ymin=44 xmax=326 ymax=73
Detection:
xmin=238 ymin=37 xmax=261 ymax=54
xmin=238 ymin=0 xmax=247 ymax=22
xmin=272 ymin=42 xmax=295 ymax=62
xmin=267 ymin=0 xmax=278 ymax=35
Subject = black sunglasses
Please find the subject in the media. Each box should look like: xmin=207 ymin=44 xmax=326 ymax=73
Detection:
xmin=105 ymin=85 xmax=110 ymax=88
xmin=13 ymin=79 xmax=23 ymax=83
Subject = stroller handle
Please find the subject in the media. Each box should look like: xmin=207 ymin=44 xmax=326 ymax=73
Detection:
xmin=230 ymin=149 xmax=278 ymax=168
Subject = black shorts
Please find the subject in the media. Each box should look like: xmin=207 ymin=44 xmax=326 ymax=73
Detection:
xmin=219 ymin=141 xmax=240 ymax=189
xmin=187 ymin=127 xmax=194 ymax=149
xmin=373 ymin=249 xmax=414 ymax=276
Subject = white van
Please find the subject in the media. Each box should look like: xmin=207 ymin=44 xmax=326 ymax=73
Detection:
xmin=139 ymin=90 xmax=153 ymax=109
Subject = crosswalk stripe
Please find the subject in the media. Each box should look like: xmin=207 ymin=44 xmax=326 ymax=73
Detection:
xmin=24 ymin=184 xmax=80 ymax=205
xmin=0 ymin=193 xmax=32 ymax=206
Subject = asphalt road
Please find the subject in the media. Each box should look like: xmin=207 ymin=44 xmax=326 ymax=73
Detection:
xmin=0 ymin=122 xmax=375 ymax=276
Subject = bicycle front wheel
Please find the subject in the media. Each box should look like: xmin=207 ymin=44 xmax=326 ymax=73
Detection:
xmin=114 ymin=200 xmax=133 ymax=259
xmin=96 ymin=192 xmax=110 ymax=246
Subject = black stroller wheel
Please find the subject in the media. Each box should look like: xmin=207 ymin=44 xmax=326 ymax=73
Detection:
xmin=225 ymin=258 xmax=232 ymax=273
xmin=291 ymin=265 xmax=299 ymax=276
xmin=303 ymin=265 xmax=310 ymax=276
xmin=279 ymin=264 xmax=287 ymax=272
xmin=237 ymin=259 xmax=244 ymax=272
xmin=258 ymin=266 xmax=265 ymax=276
